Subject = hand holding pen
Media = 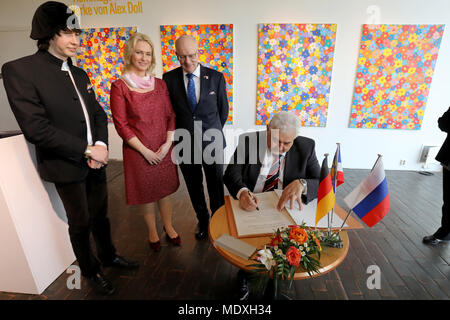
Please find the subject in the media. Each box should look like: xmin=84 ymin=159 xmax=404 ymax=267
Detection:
xmin=247 ymin=191 xmax=260 ymax=212
xmin=239 ymin=190 xmax=260 ymax=212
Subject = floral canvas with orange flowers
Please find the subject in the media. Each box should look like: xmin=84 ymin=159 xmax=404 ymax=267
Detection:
xmin=350 ymin=24 xmax=444 ymax=130
xmin=256 ymin=23 xmax=337 ymax=126
xmin=75 ymin=27 xmax=137 ymax=121
xmin=160 ymin=24 xmax=234 ymax=124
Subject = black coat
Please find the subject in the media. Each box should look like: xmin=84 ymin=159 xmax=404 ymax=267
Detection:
xmin=2 ymin=50 xmax=108 ymax=183
xmin=162 ymin=65 xmax=229 ymax=149
xmin=436 ymin=107 xmax=450 ymax=166
xmin=223 ymin=131 xmax=321 ymax=203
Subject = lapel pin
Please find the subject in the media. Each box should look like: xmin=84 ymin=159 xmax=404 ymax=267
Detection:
xmin=204 ymin=75 xmax=209 ymax=80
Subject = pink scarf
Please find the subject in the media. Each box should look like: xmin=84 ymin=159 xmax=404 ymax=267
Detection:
xmin=122 ymin=72 xmax=155 ymax=89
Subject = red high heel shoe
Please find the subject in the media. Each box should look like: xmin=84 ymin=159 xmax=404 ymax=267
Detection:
xmin=163 ymin=227 xmax=181 ymax=246
xmin=148 ymin=240 xmax=161 ymax=252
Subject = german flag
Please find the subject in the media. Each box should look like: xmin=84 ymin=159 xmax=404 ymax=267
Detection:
xmin=315 ymin=155 xmax=335 ymax=226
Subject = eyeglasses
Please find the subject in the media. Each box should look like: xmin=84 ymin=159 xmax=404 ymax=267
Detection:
xmin=177 ymin=51 xmax=198 ymax=61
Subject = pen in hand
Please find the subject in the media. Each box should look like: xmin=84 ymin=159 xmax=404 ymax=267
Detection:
xmin=248 ymin=191 xmax=260 ymax=211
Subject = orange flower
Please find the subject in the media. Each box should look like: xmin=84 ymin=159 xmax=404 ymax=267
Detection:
xmin=286 ymin=246 xmax=301 ymax=267
xmin=312 ymin=234 xmax=322 ymax=252
xmin=289 ymin=226 xmax=308 ymax=244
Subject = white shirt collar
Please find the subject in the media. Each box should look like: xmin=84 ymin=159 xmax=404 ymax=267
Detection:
xmin=182 ymin=64 xmax=201 ymax=78
xmin=262 ymin=149 xmax=286 ymax=166
xmin=266 ymin=145 xmax=287 ymax=158
xmin=271 ymin=151 xmax=286 ymax=159
xmin=61 ymin=60 xmax=71 ymax=72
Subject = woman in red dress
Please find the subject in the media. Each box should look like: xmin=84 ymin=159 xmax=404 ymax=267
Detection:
xmin=110 ymin=33 xmax=180 ymax=251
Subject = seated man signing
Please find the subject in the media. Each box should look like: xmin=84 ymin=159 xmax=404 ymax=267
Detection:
xmin=224 ymin=111 xmax=320 ymax=212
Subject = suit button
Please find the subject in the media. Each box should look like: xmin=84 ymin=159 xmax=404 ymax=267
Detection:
xmin=80 ymin=120 xmax=86 ymax=123
xmin=73 ymin=96 xmax=79 ymax=101
xmin=193 ymin=116 xmax=196 ymax=120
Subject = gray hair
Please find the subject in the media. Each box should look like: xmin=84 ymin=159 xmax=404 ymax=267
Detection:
xmin=268 ymin=111 xmax=299 ymax=133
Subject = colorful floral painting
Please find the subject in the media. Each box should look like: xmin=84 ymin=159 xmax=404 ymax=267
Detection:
xmin=256 ymin=23 xmax=337 ymax=126
xmin=75 ymin=27 xmax=137 ymax=121
xmin=160 ymin=24 xmax=234 ymax=124
xmin=349 ymin=24 xmax=444 ymax=130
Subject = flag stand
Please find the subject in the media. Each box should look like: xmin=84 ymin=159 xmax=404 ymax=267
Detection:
xmin=337 ymin=208 xmax=353 ymax=234
xmin=323 ymin=205 xmax=343 ymax=248
xmin=323 ymin=145 xmax=343 ymax=248
xmin=329 ymin=143 xmax=340 ymax=235
xmin=323 ymin=210 xmax=344 ymax=248
xmin=322 ymin=231 xmax=343 ymax=248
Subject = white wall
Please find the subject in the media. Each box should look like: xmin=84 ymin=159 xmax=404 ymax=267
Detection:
xmin=1 ymin=0 xmax=449 ymax=171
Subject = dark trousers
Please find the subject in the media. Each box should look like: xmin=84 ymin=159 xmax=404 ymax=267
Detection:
xmin=55 ymin=168 xmax=116 ymax=277
xmin=435 ymin=167 xmax=450 ymax=240
xmin=179 ymin=162 xmax=225 ymax=227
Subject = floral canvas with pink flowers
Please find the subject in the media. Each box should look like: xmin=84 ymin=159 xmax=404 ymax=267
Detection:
xmin=75 ymin=27 xmax=137 ymax=121
xmin=349 ymin=24 xmax=444 ymax=130
xmin=160 ymin=24 xmax=234 ymax=124
xmin=256 ymin=23 xmax=337 ymax=126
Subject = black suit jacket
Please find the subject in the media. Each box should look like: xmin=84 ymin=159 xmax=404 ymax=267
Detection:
xmin=162 ymin=65 xmax=229 ymax=149
xmin=224 ymin=131 xmax=321 ymax=203
xmin=2 ymin=50 xmax=108 ymax=183
xmin=436 ymin=107 xmax=450 ymax=166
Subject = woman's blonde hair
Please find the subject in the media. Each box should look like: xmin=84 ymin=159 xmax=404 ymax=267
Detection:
xmin=122 ymin=32 xmax=156 ymax=75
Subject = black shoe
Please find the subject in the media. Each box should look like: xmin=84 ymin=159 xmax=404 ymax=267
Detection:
xmin=87 ymin=272 xmax=115 ymax=296
xmin=103 ymin=255 xmax=139 ymax=269
xmin=237 ymin=274 xmax=250 ymax=301
xmin=195 ymin=223 xmax=209 ymax=240
xmin=423 ymin=235 xmax=449 ymax=246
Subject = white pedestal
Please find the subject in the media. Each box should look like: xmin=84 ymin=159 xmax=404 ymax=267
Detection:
xmin=0 ymin=135 xmax=75 ymax=295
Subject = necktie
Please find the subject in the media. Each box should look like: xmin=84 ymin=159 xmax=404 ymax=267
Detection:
xmin=186 ymin=73 xmax=197 ymax=112
xmin=263 ymin=154 xmax=282 ymax=192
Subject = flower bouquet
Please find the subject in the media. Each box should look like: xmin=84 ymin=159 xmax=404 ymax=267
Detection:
xmin=249 ymin=224 xmax=324 ymax=299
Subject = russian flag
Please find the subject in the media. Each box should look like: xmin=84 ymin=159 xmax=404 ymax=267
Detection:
xmin=343 ymin=157 xmax=390 ymax=228
xmin=330 ymin=144 xmax=344 ymax=190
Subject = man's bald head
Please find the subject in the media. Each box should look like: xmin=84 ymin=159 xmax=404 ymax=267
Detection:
xmin=175 ymin=35 xmax=198 ymax=52
xmin=175 ymin=35 xmax=199 ymax=74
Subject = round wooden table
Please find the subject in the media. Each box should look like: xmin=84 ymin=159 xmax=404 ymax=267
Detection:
xmin=209 ymin=203 xmax=350 ymax=280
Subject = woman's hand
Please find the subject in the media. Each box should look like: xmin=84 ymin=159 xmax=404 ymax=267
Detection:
xmin=156 ymin=142 xmax=171 ymax=160
xmin=142 ymin=148 xmax=162 ymax=165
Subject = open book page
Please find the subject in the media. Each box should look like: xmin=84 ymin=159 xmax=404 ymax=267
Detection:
xmin=273 ymin=189 xmax=348 ymax=229
xmin=230 ymin=191 xmax=294 ymax=237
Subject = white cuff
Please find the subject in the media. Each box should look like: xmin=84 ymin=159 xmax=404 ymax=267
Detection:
xmin=95 ymin=141 xmax=107 ymax=148
xmin=300 ymin=179 xmax=307 ymax=195
xmin=236 ymin=187 xmax=249 ymax=200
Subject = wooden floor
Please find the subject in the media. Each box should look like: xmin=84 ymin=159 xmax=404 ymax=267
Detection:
xmin=1 ymin=161 xmax=449 ymax=300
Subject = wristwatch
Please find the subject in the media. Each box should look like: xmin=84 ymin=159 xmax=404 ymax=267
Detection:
xmin=84 ymin=145 xmax=92 ymax=158
xmin=299 ymin=179 xmax=307 ymax=194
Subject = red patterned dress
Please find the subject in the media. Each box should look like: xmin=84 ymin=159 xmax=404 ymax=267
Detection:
xmin=110 ymin=78 xmax=179 ymax=205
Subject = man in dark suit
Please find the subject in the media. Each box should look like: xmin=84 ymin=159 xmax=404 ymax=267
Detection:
xmin=224 ymin=111 xmax=320 ymax=212
xmin=223 ymin=111 xmax=320 ymax=300
xmin=423 ymin=107 xmax=450 ymax=245
xmin=163 ymin=35 xmax=229 ymax=240
xmin=2 ymin=1 xmax=138 ymax=295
